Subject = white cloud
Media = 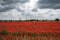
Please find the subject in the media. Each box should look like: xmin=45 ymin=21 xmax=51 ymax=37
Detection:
xmin=0 ymin=0 xmax=60 ymax=20
xmin=0 ymin=8 xmax=60 ymax=20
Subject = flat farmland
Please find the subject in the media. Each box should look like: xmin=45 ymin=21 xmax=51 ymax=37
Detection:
xmin=0 ymin=21 xmax=60 ymax=33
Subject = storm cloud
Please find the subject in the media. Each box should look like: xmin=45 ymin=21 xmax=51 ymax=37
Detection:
xmin=0 ymin=0 xmax=60 ymax=20
xmin=38 ymin=0 xmax=60 ymax=9
xmin=1 ymin=0 xmax=29 ymax=5
xmin=0 ymin=0 xmax=29 ymax=12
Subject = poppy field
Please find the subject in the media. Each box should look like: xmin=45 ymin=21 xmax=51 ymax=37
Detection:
xmin=0 ymin=21 xmax=60 ymax=40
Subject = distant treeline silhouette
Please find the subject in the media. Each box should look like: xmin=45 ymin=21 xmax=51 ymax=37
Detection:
xmin=0 ymin=18 xmax=60 ymax=22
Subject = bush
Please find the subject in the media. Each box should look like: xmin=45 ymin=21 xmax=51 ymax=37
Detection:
xmin=0 ymin=29 xmax=8 ymax=36
xmin=55 ymin=18 xmax=60 ymax=21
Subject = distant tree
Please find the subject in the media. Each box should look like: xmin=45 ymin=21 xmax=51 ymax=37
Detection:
xmin=55 ymin=18 xmax=60 ymax=21
xmin=42 ymin=20 xmax=45 ymax=21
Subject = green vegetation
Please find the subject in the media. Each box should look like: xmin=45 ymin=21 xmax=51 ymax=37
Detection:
xmin=0 ymin=31 xmax=60 ymax=40
xmin=0 ymin=19 xmax=60 ymax=22
xmin=55 ymin=18 xmax=60 ymax=21
xmin=0 ymin=29 xmax=8 ymax=40
xmin=0 ymin=29 xmax=8 ymax=36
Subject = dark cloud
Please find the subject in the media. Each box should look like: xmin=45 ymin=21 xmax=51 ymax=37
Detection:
xmin=38 ymin=0 xmax=60 ymax=9
xmin=0 ymin=5 xmax=15 ymax=12
xmin=0 ymin=0 xmax=29 ymax=12
xmin=1 ymin=0 xmax=29 ymax=5
xmin=32 ymin=8 xmax=37 ymax=12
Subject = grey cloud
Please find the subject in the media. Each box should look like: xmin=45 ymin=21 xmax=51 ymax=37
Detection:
xmin=0 ymin=0 xmax=29 ymax=12
xmin=38 ymin=0 xmax=60 ymax=4
xmin=0 ymin=5 xmax=15 ymax=12
xmin=16 ymin=8 xmax=24 ymax=12
xmin=38 ymin=0 xmax=60 ymax=9
xmin=32 ymin=8 xmax=37 ymax=12
xmin=1 ymin=0 xmax=29 ymax=5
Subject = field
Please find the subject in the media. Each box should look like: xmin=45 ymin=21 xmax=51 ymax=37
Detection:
xmin=0 ymin=21 xmax=60 ymax=40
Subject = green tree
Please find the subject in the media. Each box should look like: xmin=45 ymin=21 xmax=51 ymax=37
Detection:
xmin=55 ymin=18 xmax=60 ymax=21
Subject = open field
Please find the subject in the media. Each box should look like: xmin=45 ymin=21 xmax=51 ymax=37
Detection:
xmin=0 ymin=21 xmax=60 ymax=40
xmin=0 ymin=21 xmax=60 ymax=33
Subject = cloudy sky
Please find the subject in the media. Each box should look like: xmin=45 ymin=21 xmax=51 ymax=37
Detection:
xmin=0 ymin=0 xmax=60 ymax=20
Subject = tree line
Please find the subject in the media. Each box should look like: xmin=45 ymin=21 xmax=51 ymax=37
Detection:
xmin=0 ymin=18 xmax=60 ymax=22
